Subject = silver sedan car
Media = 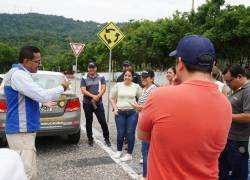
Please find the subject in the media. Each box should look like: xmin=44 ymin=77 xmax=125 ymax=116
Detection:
xmin=0 ymin=71 xmax=81 ymax=146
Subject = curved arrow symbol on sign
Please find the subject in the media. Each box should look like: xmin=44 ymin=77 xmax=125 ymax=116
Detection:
xmin=105 ymin=28 xmax=115 ymax=33
xmin=114 ymin=33 xmax=120 ymax=43
xmin=104 ymin=34 xmax=112 ymax=44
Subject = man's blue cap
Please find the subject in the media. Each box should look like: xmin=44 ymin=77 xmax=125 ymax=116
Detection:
xmin=169 ymin=35 xmax=215 ymax=67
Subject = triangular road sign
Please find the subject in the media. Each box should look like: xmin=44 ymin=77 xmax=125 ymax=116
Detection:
xmin=70 ymin=43 xmax=85 ymax=57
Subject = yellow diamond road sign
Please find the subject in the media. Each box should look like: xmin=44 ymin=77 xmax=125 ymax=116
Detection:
xmin=98 ymin=22 xmax=125 ymax=50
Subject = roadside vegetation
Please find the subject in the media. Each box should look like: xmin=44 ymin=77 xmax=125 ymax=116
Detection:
xmin=0 ymin=0 xmax=249 ymax=73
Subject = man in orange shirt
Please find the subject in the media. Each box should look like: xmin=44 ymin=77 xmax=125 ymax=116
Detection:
xmin=138 ymin=35 xmax=232 ymax=180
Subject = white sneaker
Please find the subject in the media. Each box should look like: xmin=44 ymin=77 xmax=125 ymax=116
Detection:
xmin=120 ymin=153 xmax=132 ymax=161
xmin=114 ymin=151 xmax=122 ymax=159
xmin=139 ymin=158 xmax=143 ymax=164
xmin=139 ymin=175 xmax=145 ymax=180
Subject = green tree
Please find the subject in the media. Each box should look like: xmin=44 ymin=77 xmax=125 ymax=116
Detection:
xmin=0 ymin=43 xmax=18 ymax=73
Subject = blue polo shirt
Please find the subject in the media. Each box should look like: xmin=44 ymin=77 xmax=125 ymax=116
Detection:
xmin=80 ymin=73 xmax=106 ymax=104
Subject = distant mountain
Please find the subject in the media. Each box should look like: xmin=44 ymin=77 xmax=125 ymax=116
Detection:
xmin=0 ymin=13 xmax=102 ymax=45
xmin=0 ymin=13 xmax=106 ymax=71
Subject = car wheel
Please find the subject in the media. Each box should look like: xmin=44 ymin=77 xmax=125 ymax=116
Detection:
xmin=67 ymin=130 xmax=80 ymax=144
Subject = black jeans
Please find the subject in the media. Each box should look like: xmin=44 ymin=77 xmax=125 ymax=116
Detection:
xmin=83 ymin=102 xmax=109 ymax=141
xmin=219 ymin=139 xmax=249 ymax=180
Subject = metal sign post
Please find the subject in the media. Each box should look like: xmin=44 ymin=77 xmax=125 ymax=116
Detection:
xmin=107 ymin=50 xmax=112 ymax=122
xmin=75 ymin=56 xmax=78 ymax=93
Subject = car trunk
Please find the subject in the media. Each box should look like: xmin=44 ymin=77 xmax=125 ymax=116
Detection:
xmin=40 ymin=93 xmax=80 ymax=118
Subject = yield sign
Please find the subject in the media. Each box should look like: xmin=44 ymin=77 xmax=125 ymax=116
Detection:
xmin=70 ymin=43 xmax=85 ymax=57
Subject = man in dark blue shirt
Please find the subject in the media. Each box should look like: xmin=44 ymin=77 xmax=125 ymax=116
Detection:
xmin=116 ymin=60 xmax=142 ymax=86
xmin=80 ymin=62 xmax=111 ymax=147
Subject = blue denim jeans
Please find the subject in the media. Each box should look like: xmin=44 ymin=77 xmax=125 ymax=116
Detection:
xmin=115 ymin=109 xmax=138 ymax=154
xmin=219 ymin=139 xmax=249 ymax=180
xmin=141 ymin=141 xmax=149 ymax=177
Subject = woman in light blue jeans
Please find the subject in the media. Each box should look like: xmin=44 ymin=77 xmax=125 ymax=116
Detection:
xmin=115 ymin=109 xmax=138 ymax=154
xmin=110 ymin=69 xmax=142 ymax=162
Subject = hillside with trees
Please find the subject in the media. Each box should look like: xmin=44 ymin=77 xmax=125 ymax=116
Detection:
xmin=0 ymin=0 xmax=249 ymax=73
xmin=0 ymin=13 xmax=101 ymax=73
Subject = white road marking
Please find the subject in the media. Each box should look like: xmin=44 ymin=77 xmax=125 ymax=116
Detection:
xmin=81 ymin=125 xmax=141 ymax=180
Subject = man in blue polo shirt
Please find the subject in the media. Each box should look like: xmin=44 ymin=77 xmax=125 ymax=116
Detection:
xmin=80 ymin=62 xmax=111 ymax=147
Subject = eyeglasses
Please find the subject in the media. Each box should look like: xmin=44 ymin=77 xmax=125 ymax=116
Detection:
xmin=30 ymin=60 xmax=41 ymax=65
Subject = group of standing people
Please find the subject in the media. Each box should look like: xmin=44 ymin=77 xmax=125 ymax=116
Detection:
xmin=80 ymin=59 xmax=156 ymax=177
xmin=83 ymin=35 xmax=250 ymax=180
xmin=2 ymin=35 xmax=250 ymax=180
xmin=76 ymin=36 xmax=250 ymax=180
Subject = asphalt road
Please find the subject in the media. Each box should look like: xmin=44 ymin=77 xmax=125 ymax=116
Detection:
xmin=36 ymin=133 xmax=133 ymax=180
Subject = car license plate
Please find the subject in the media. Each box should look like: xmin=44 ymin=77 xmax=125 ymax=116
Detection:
xmin=41 ymin=118 xmax=64 ymax=123
xmin=40 ymin=118 xmax=64 ymax=128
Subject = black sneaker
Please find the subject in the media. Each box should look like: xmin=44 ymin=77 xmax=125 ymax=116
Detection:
xmin=105 ymin=139 xmax=111 ymax=147
xmin=88 ymin=140 xmax=94 ymax=146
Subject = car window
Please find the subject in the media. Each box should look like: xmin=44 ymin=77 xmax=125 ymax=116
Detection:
xmin=0 ymin=78 xmax=3 ymax=85
xmin=32 ymin=74 xmax=64 ymax=89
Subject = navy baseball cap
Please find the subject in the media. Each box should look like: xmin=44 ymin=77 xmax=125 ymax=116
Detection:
xmin=169 ymin=35 xmax=215 ymax=67
xmin=123 ymin=60 xmax=131 ymax=66
xmin=141 ymin=69 xmax=155 ymax=78
xmin=88 ymin=62 xmax=96 ymax=68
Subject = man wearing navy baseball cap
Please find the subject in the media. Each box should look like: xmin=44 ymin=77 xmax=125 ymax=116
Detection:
xmin=80 ymin=61 xmax=111 ymax=147
xmin=138 ymin=35 xmax=232 ymax=180
xmin=116 ymin=60 xmax=142 ymax=86
xmin=169 ymin=35 xmax=216 ymax=73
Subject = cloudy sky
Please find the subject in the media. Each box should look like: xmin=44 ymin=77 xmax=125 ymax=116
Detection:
xmin=0 ymin=0 xmax=249 ymax=23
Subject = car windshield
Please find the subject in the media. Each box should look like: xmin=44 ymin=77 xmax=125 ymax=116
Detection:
xmin=32 ymin=74 xmax=64 ymax=89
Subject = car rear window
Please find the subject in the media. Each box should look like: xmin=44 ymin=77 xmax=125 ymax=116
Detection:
xmin=32 ymin=74 xmax=64 ymax=89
